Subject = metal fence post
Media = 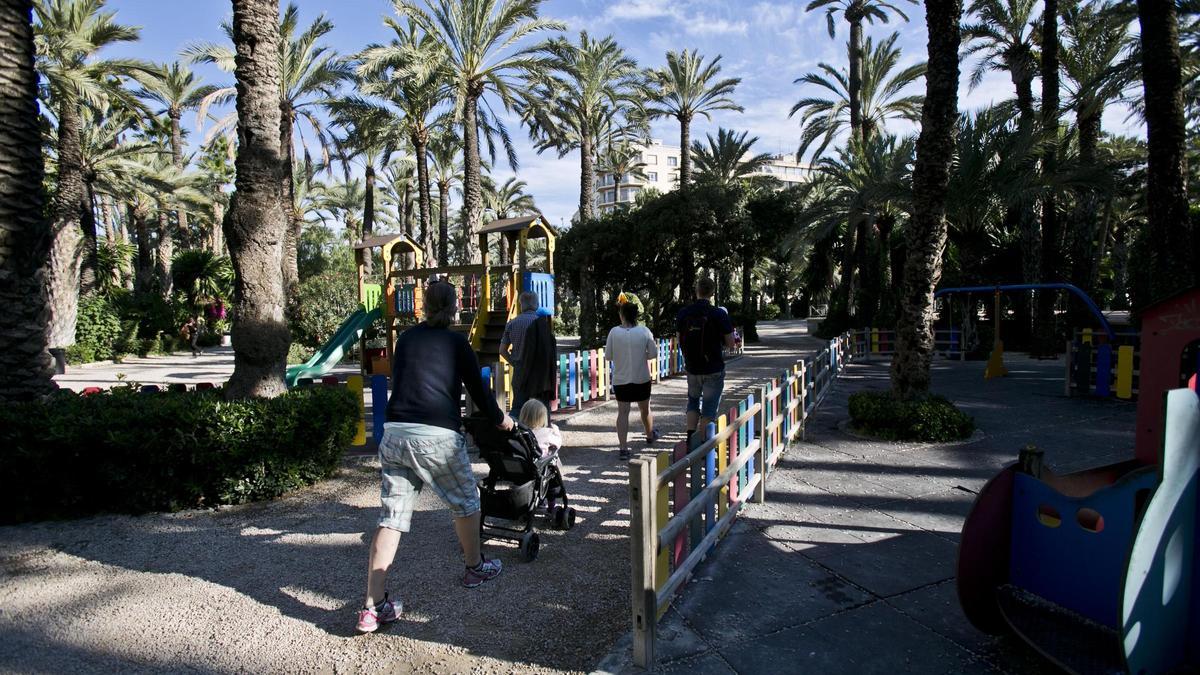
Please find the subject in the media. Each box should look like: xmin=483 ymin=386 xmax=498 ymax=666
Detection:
xmin=629 ymin=457 xmax=657 ymax=668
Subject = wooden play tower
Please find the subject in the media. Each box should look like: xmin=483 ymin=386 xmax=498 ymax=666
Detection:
xmin=352 ymin=233 xmax=425 ymax=376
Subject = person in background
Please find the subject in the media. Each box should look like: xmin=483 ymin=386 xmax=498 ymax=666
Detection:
xmin=182 ymin=317 xmax=201 ymax=357
xmin=358 ymin=280 xmax=513 ymax=634
xmin=605 ymin=297 xmax=659 ymax=460
xmin=676 ymin=277 xmax=735 ymax=448
xmin=501 ymin=291 xmax=556 ymax=414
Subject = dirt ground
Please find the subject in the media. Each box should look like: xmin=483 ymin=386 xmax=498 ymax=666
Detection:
xmin=0 ymin=321 xmax=821 ymax=674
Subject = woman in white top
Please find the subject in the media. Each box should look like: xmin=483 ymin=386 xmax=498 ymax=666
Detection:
xmin=605 ymin=301 xmax=659 ymax=460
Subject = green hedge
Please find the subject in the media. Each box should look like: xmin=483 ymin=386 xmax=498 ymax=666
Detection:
xmin=0 ymin=385 xmax=359 ymax=524
xmin=848 ymin=391 xmax=975 ymax=442
xmin=67 ymin=293 xmax=123 ymax=364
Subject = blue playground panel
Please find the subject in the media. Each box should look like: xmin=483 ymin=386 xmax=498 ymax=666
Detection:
xmin=523 ymin=272 xmax=555 ymax=315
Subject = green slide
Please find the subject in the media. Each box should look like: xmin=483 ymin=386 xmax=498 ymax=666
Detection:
xmin=285 ymin=306 xmax=382 ymax=387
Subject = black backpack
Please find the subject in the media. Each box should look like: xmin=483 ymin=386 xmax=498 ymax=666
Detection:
xmin=679 ymin=308 xmax=712 ymax=371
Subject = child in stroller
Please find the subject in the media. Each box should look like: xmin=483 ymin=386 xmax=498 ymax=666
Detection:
xmin=464 ymin=414 xmax=575 ymax=562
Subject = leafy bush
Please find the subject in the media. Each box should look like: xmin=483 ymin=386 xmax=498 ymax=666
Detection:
xmin=0 ymin=385 xmax=359 ymax=523
xmin=761 ymin=304 xmax=781 ymax=320
xmin=288 ymin=342 xmax=313 ymax=364
xmin=67 ymin=293 xmax=123 ymax=364
xmin=848 ymin=391 xmax=975 ymax=442
xmin=291 ymin=271 xmax=360 ymax=349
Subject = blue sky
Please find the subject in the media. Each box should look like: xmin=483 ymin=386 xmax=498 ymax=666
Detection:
xmin=104 ymin=0 xmax=1143 ymax=228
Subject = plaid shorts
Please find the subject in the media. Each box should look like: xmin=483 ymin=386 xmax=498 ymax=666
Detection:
xmin=378 ymin=423 xmax=480 ymax=531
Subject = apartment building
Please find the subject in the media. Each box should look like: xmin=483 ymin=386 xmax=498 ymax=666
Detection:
xmin=594 ymin=138 xmax=810 ymax=214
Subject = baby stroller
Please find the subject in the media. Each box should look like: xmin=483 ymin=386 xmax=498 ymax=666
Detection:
xmin=463 ymin=416 xmax=576 ymax=562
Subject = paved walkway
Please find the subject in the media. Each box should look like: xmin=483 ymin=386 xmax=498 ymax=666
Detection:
xmin=596 ymin=354 xmax=1137 ymax=674
xmin=3 ymin=321 xmax=822 ymax=674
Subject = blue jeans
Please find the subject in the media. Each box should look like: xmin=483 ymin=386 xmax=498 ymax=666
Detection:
xmin=686 ymin=370 xmax=726 ymax=420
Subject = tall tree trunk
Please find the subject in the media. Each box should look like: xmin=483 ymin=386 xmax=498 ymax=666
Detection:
xmin=225 ymin=0 xmax=290 ymax=400
xmin=1069 ymin=109 xmax=1102 ymax=303
xmin=46 ymin=100 xmax=85 ymax=350
xmin=169 ymin=110 xmax=190 ymax=248
xmin=847 ymin=15 xmax=865 ymax=143
xmin=579 ymin=133 xmax=595 ymax=222
xmin=1012 ymin=67 xmax=1039 ymax=333
xmin=414 ymin=130 xmax=433 ymax=265
xmin=211 ymin=197 xmax=225 ymax=255
xmin=461 ymin=93 xmax=483 ymax=264
xmin=678 ymin=114 xmax=692 ymax=188
xmin=362 ymin=164 xmax=375 ymax=276
xmin=1034 ymin=0 xmax=1061 ymax=357
xmin=279 ymin=105 xmax=299 ymax=298
xmin=131 ymin=201 xmax=153 ymax=294
xmin=835 ymin=216 xmax=858 ymax=319
xmin=579 ymin=256 xmax=596 ymax=347
xmin=79 ymin=179 xmax=97 ymax=294
xmin=437 ymin=179 xmax=450 ymax=266
xmin=155 ymin=206 xmax=173 ymax=296
xmin=891 ymin=0 xmax=961 ymax=398
xmin=0 ymin=0 xmax=55 ymax=398
xmin=1136 ymin=0 xmax=1196 ymax=302
xmin=100 ymin=192 xmax=116 ymax=242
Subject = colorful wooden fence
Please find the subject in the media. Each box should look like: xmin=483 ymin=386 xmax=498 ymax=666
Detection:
xmin=853 ymin=328 xmax=962 ymax=359
xmin=480 ymin=332 xmax=745 ymax=415
xmin=1065 ymin=330 xmax=1141 ymax=400
xmin=628 ymin=332 xmax=854 ymax=667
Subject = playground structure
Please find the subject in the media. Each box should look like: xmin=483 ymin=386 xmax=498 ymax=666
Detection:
xmin=285 ymin=233 xmax=424 ymax=387
xmin=956 ymin=287 xmax=1200 ymax=674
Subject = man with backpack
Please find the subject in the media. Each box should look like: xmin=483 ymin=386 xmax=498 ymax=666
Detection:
xmin=676 ymin=277 xmax=735 ymax=447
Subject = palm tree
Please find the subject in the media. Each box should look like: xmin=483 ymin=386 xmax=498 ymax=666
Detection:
xmin=427 ymin=130 xmax=460 ymax=266
xmin=891 ymin=0 xmax=961 ymax=398
xmin=136 ymin=61 xmax=217 ymax=240
xmin=1032 ymin=0 xmax=1062 ymax=357
xmin=805 ymin=0 xmax=916 ymax=145
xmin=34 ymin=0 xmax=148 ymax=351
xmin=0 ymin=0 xmax=55 ymax=399
xmin=394 ymin=0 xmax=563 ymax=264
xmin=963 ymin=0 xmax=1040 ymax=127
xmin=1062 ymin=2 xmax=1131 ymax=296
xmin=482 ymin=176 xmax=538 ymax=220
xmin=789 ymin=32 xmax=925 ymax=162
xmin=691 ymin=128 xmax=774 ymax=186
xmin=310 ymin=178 xmax=367 ymax=244
xmin=224 ymin=0 xmax=290 ymax=400
xmin=596 ymin=140 xmax=648 ymax=199
xmin=522 ymin=31 xmax=642 ymax=224
xmin=644 ymin=49 xmax=742 ymax=188
xmin=188 ymin=2 xmax=352 ymax=298
xmin=357 ymin=17 xmax=451 ymax=265
xmin=1135 ymin=0 xmax=1196 ymax=301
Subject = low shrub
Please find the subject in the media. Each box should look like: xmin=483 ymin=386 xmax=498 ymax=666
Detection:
xmin=761 ymin=303 xmax=781 ymax=320
xmin=288 ymin=342 xmax=313 ymax=364
xmin=68 ymin=293 xmax=123 ymax=364
xmin=848 ymin=390 xmax=975 ymax=442
xmin=0 ymin=385 xmax=359 ymax=523
xmin=291 ymin=271 xmax=359 ymax=349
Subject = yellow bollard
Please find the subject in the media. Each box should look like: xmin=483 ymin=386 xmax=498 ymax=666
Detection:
xmin=1116 ymin=345 xmax=1134 ymax=399
xmin=871 ymin=328 xmax=879 ymax=354
xmin=347 ymin=375 xmax=366 ymax=446
xmin=984 ymin=341 xmax=1008 ymax=379
xmin=1082 ymin=328 xmax=1093 ymax=345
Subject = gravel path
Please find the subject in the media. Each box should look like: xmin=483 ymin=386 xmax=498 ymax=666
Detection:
xmin=1 ymin=321 xmax=822 ymax=674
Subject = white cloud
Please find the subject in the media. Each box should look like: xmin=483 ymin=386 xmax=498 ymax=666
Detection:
xmin=683 ymin=15 xmax=748 ymax=36
xmin=607 ymin=0 xmax=678 ymax=21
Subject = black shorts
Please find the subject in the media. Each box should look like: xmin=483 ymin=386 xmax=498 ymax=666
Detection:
xmin=613 ymin=381 xmax=651 ymax=403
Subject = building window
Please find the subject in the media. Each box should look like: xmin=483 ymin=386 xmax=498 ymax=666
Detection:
xmin=607 ymin=190 xmax=616 ymax=203
xmin=667 ymin=156 xmax=678 ymax=167
xmin=646 ymin=154 xmax=658 ymax=165
xmin=648 ymin=171 xmax=658 ymax=181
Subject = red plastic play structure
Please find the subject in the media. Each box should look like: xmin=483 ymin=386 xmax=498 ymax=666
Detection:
xmin=957 ymin=287 xmax=1200 ymax=674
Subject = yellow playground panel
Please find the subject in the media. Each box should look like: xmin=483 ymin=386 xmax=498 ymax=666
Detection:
xmin=352 ymin=233 xmax=425 ymax=376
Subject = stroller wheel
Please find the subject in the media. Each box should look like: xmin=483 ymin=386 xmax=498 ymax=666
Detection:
xmin=519 ymin=531 xmax=540 ymax=562
xmin=564 ymin=507 xmax=577 ymax=530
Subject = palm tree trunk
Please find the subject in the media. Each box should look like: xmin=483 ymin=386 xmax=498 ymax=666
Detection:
xmin=225 ymin=0 xmax=290 ymax=400
xmin=279 ymin=105 xmax=299 ymax=299
xmin=835 ymin=217 xmax=858 ymax=319
xmin=579 ymin=133 xmax=595 ymax=222
xmin=79 ymin=180 xmax=98 ymax=294
xmin=362 ymin=164 xmax=375 ymax=276
xmin=891 ymin=0 xmax=961 ymax=398
xmin=131 ymin=202 xmax=153 ymax=294
xmin=1070 ymin=109 xmax=1102 ymax=302
xmin=156 ymin=206 xmax=173 ymax=296
xmin=1033 ymin=0 xmax=1061 ymax=357
xmin=579 ymin=257 xmax=596 ymax=347
xmin=0 ymin=0 xmax=55 ymax=398
xmin=1136 ymin=0 xmax=1196 ymax=301
xmin=46 ymin=98 xmax=86 ymax=350
xmin=414 ymin=130 xmax=433 ymax=265
xmin=461 ymin=93 xmax=483 ymax=264
xmin=847 ymin=15 xmax=865 ymax=143
xmin=438 ymin=180 xmax=450 ymax=266
xmin=211 ymin=197 xmax=225 ymax=255
xmin=678 ymin=114 xmax=692 ymax=188
xmin=169 ymin=110 xmax=190 ymax=249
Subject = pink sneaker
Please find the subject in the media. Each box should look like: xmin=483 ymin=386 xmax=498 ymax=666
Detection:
xmin=462 ymin=557 xmax=503 ymax=588
xmin=355 ymin=593 xmax=401 ymax=633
